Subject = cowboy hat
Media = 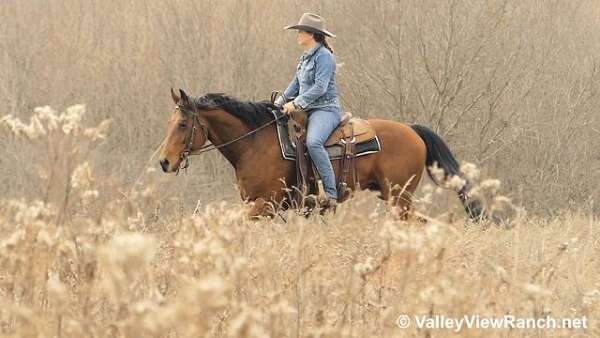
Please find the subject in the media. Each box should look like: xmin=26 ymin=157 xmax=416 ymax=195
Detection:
xmin=284 ymin=13 xmax=336 ymax=38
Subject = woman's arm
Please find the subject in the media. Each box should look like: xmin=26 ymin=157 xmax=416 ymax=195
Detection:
xmin=283 ymin=73 xmax=300 ymax=100
xmin=293 ymin=52 xmax=334 ymax=109
xmin=274 ymin=74 xmax=299 ymax=108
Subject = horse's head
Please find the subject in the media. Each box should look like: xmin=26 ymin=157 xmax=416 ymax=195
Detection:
xmin=158 ymin=89 xmax=209 ymax=173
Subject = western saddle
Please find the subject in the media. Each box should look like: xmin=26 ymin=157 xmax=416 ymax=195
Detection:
xmin=287 ymin=110 xmax=376 ymax=202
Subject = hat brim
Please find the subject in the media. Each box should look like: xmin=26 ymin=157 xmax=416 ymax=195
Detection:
xmin=283 ymin=24 xmax=336 ymax=38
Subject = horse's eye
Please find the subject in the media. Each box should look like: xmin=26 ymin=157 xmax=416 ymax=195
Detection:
xmin=179 ymin=123 xmax=187 ymax=129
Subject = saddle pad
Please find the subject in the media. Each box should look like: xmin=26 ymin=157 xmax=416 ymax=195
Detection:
xmin=271 ymin=108 xmax=381 ymax=161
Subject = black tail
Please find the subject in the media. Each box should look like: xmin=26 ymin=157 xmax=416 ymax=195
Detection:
xmin=410 ymin=124 xmax=485 ymax=221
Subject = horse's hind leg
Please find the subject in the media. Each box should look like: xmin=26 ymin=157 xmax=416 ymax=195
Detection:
xmin=377 ymin=177 xmax=426 ymax=223
xmin=377 ymin=180 xmax=412 ymax=220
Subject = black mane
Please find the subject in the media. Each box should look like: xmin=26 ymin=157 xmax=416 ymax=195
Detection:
xmin=192 ymin=93 xmax=276 ymax=129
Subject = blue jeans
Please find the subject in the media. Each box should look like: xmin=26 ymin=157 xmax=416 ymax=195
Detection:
xmin=306 ymin=106 xmax=341 ymax=200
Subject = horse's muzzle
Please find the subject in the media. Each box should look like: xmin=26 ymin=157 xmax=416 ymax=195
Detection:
xmin=160 ymin=159 xmax=170 ymax=173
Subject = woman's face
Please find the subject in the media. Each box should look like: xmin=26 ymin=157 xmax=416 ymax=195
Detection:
xmin=297 ymin=30 xmax=314 ymax=47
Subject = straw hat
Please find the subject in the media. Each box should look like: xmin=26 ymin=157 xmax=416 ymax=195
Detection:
xmin=284 ymin=13 xmax=336 ymax=38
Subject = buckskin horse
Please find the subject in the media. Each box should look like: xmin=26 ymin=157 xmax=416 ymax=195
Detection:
xmin=159 ymin=89 xmax=483 ymax=221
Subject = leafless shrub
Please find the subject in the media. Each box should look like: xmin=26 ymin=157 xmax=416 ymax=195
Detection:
xmin=0 ymin=0 xmax=598 ymax=215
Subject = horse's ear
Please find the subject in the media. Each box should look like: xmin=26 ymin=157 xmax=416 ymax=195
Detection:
xmin=171 ymin=87 xmax=180 ymax=104
xmin=179 ymin=89 xmax=189 ymax=104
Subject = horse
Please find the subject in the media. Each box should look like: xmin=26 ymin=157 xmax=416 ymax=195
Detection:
xmin=158 ymin=89 xmax=483 ymax=221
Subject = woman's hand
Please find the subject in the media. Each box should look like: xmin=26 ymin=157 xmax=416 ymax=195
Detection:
xmin=282 ymin=101 xmax=297 ymax=115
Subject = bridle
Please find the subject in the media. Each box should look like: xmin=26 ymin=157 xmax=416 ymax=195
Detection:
xmin=174 ymin=104 xmax=284 ymax=174
xmin=176 ymin=105 xmax=207 ymax=173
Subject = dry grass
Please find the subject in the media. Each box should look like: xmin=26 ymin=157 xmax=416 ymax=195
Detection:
xmin=0 ymin=105 xmax=597 ymax=337
xmin=0 ymin=179 xmax=598 ymax=337
xmin=1 ymin=1 xmax=599 ymax=336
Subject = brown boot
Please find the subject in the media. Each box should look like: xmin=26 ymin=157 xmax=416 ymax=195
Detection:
xmin=319 ymin=197 xmax=338 ymax=214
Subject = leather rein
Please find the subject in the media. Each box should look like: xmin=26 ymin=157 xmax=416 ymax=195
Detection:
xmin=175 ymin=105 xmax=283 ymax=174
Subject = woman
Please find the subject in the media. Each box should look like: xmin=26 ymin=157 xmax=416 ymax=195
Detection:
xmin=275 ymin=12 xmax=341 ymax=210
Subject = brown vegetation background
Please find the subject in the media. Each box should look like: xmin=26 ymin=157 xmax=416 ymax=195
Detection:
xmin=1 ymin=2 xmax=600 ymax=337
xmin=1 ymin=0 xmax=599 ymax=215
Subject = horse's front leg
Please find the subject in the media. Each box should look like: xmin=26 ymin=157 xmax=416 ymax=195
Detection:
xmin=236 ymin=173 xmax=296 ymax=220
xmin=239 ymin=185 xmax=289 ymax=220
xmin=245 ymin=197 xmax=278 ymax=220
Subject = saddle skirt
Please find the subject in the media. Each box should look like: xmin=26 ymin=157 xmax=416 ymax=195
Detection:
xmin=271 ymin=109 xmax=381 ymax=161
xmin=325 ymin=112 xmax=377 ymax=147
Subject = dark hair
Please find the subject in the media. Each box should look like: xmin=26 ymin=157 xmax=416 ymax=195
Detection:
xmin=313 ymin=33 xmax=334 ymax=54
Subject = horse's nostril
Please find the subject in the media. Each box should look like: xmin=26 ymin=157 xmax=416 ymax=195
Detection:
xmin=160 ymin=159 xmax=169 ymax=172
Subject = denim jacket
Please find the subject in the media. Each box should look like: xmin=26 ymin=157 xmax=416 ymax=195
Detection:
xmin=283 ymin=42 xmax=340 ymax=111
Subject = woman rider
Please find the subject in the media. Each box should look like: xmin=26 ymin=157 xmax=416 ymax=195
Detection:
xmin=274 ymin=13 xmax=341 ymax=210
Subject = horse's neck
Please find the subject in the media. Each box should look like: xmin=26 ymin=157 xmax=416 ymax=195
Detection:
xmin=200 ymin=110 xmax=261 ymax=168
